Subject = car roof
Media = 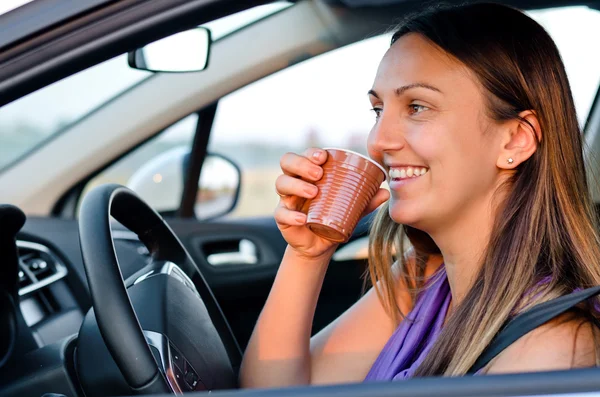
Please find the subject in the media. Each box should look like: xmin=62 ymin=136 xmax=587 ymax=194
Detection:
xmin=1 ymin=0 xmax=598 ymax=53
xmin=0 ymin=0 xmax=114 ymax=51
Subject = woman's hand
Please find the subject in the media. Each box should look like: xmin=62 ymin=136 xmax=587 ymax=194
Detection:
xmin=274 ymin=147 xmax=390 ymax=260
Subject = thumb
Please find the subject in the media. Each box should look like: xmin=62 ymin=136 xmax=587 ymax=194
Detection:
xmin=362 ymin=188 xmax=390 ymax=216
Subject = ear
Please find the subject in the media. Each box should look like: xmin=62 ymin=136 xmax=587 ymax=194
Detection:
xmin=496 ymin=110 xmax=541 ymax=169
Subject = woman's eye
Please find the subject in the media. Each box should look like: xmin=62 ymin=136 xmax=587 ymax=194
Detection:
xmin=408 ymin=104 xmax=429 ymax=115
xmin=371 ymin=108 xmax=383 ymax=119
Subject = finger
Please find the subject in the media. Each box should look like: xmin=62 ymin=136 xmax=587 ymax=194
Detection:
xmin=276 ymin=174 xmax=319 ymax=200
xmin=275 ymin=182 xmax=308 ymax=212
xmin=274 ymin=205 xmax=307 ymax=228
xmin=280 ymin=151 xmax=324 ymax=182
xmin=302 ymin=147 xmax=328 ymax=166
xmin=362 ymin=188 xmax=390 ymax=216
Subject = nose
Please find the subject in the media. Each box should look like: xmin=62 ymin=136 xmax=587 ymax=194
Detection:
xmin=367 ymin=112 xmax=406 ymax=157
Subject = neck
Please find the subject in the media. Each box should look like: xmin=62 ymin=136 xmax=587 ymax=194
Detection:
xmin=429 ymin=197 xmax=499 ymax=307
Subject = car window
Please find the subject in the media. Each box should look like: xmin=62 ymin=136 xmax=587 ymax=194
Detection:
xmin=207 ymin=5 xmax=600 ymax=219
xmin=79 ymin=114 xmax=198 ymax=214
xmin=0 ymin=54 xmax=152 ymax=172
xmin=527 ymin=6 xmax=600 ymax=123
xmin=0 ymin=1 xmax=292 ymax=174
xmin=0 ymin=0 xmax=34 ymax=16
xmin=208 ymin=34 xmax=390 ymax=219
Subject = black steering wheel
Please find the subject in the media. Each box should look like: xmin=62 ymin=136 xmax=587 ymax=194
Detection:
xmin=76 ymin=184 xmax=241 ymax=395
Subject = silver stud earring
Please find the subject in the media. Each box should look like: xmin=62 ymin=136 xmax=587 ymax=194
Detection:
xmin=507 ymin=158 xmax=514 ymax=164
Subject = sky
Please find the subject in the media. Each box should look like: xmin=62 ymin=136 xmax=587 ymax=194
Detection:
xmin=1 ymin=2 xmax=600 ymax=153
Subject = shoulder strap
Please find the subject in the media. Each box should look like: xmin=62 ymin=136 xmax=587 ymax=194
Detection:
xmin=467 ymin=285 xmax=600 ymax=374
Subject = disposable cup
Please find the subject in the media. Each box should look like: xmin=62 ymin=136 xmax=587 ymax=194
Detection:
xmin=306 ymin=148 xmax=387 ymax=243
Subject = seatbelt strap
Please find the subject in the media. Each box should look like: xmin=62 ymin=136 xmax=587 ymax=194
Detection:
xmin=468 ymin=285 xmax=600 ymax=374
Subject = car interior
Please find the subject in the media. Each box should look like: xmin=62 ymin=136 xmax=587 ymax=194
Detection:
xmin=2 ymin=0 xmax=600 ymax=396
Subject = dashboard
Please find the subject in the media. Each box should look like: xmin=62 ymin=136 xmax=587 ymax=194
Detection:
xmin=17 ymin=239 xmax=81 ymax=347
xmin=0 ymin=216 xmax=157 ymax=396
xmin=14 ymin=217 xmax=151 ymax=351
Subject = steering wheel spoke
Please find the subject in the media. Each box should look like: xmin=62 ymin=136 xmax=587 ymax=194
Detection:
xmin=144 ymin=330 xmax=207 ymax=394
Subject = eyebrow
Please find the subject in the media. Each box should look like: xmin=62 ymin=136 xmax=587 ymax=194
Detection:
xmin=368 ymin=83 xmax=442 ymax=98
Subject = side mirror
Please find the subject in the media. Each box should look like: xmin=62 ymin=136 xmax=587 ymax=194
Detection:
xmin=127 ymin=147 xmax=241 ymax=220
xmin=128 ymin=27 xmax=211 ymax=73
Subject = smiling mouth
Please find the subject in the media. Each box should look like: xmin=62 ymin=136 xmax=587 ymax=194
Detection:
xmin=388 ymin=166 xmax=429 ymax=181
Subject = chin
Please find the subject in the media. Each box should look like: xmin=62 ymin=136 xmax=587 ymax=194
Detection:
xmin=387 ymin=201 xmax=423 ymax=227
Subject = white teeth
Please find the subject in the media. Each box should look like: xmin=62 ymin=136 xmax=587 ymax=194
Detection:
xmin=388 ymin=166 xmax=429 ymax=180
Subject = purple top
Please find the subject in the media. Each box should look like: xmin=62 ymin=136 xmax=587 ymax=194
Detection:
xmin=363 ymin=267 xmax=590 ymax=380
xmin=364 ymin=265 xmax=452 ymax=381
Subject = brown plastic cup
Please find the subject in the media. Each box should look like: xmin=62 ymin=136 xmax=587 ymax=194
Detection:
xmin=306 ymin=148 xmax=387 ymax=243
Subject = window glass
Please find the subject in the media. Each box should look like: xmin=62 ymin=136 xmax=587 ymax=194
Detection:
xmin=0 ymin=0 xmax=34 ymax=16
xmin=208 ymin=6 xmax=600 ymax=219
xmin=209 ymin=34 xmax=391 ymax=218
xmin=527 ymin=6 xmax=600 ymax=125
xmin=0 ymin=2 xmax=293 ymax=173
xmin=0 ymin=54 xmax=151 ymax=172
xmin=80 ymin=114 xmax=198 ymax=213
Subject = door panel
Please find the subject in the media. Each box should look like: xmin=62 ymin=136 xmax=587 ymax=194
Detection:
xmin=167 ymin=214 xmax=374 ymax=349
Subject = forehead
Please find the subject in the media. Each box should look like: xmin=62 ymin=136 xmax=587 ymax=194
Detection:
xmin=373 ymin=33 xmax=478 ymax=95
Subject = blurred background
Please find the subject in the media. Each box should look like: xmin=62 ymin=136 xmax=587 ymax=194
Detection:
xmin=1 ymin=1 xmax=600 ymax=219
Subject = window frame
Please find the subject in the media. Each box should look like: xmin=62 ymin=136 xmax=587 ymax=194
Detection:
xmin=54 ymin=111 xmax=202 ymax=218
xmin=178 ymin=101 xmax=219 ymax=218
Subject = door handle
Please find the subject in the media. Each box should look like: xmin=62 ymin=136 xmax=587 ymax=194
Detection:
xmin=206 ymin=239 xmax=258 ymax=266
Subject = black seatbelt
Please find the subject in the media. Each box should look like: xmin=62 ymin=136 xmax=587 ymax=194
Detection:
xmin=468 ymin=285 xmax=600 ymax=374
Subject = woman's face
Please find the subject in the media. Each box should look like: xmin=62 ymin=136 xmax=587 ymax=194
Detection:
xmin=367 ymin=33 xmax=506 ymax=232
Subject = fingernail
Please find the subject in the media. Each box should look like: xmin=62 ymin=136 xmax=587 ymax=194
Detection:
xmin=312 ymin=150 xmax=322 ymax=160
xmin=304 ymin=184 xmax=318 ymax=196
xmin=296 ymin=214 xmax=306 ymax=224
xmin=310 ymin=168 xmax=322 ymax=179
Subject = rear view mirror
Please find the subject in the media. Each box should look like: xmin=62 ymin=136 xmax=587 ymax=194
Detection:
xmin=128 ymin=27 xmax=211 ymax=73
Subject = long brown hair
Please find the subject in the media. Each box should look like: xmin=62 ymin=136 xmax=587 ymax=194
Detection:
xmin=366 ymin=2 xmax=600 ymax=376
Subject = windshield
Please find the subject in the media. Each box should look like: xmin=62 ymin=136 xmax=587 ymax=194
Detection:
xmin=0 ymin=0 xmax=33 ymax=16
xmin=0 ymin=1 xmax=292 ymax=172
xmin=0 ymin=55 xmax=152 ymax=171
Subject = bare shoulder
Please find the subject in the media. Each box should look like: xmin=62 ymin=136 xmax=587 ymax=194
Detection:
xmin=485 ymin=313 xmax=597 ymax=374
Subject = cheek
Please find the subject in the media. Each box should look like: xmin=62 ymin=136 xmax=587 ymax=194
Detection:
xmin=408 ymin=120 xmax=497 ymax=193
xmin=403 ymin=121 xmax=450 ymax=168
xmin=436 ymin=138 xmax=500 ymax=201
xmin=406 ymin=132 xmax=440 ymax=161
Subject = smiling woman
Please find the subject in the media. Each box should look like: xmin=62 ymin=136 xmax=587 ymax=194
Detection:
xmin=367 ymin=3 xmax=600 ymax=378
xmin=240 ymin=2 xmax=600 ymax=389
